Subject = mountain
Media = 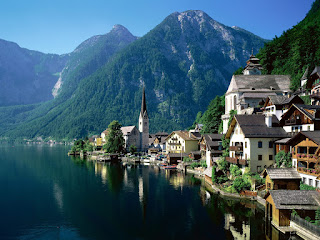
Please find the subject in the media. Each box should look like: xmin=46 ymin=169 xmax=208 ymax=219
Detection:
xmin=0 ymin=39 xmax=68 ymax=106
xmin=1 ymin=11 xmax=267 ymax=140
xmin=258 ymin=0 xmax=320 ymax=90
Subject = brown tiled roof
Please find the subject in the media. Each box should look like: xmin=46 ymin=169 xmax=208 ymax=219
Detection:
xmin=287 ymin=131 xmax=320 ymax=145
xmin=203 ymin=134 xmax=223 ymax=150
xmin=121 ymin=126 xmax=136 ymax=135
xmin=168 ymin=131 xmax=198 ymax=141
xmin=268 ymin=190 xmax=320 ymax=210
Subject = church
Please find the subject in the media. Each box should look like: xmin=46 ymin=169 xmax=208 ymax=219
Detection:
xmin=120 ymin=87 xmax=149 ymax=152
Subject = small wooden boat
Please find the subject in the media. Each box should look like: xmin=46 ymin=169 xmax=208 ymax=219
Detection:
xmin=163 ymin=165 xmax=177 ymax=170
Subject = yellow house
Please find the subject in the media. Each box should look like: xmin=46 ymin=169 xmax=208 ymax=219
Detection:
xmin=165 ymin=131 xmax=199 ymax=154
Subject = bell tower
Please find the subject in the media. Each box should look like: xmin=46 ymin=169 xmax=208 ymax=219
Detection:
xmin=139 ymin=86 xmax=149 ymax=151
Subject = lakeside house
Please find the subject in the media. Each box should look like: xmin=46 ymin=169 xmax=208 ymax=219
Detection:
xmin=225 ymin=114 xmax=288 ymax=173
xmin=279 ymin=104 xmax=320 ymax=134
xmin=265 ymin=190 xmax=320 ymax=227
xmin=287 ymin=131 xmax=320 ymax=188
xmin=149 ymin=132 xmax=168 ymax=153
xmin=262 ymin=168 xmax=301 ymax=192
xmin=165 ymin=130 xmax=199 ymax=154
xmin=221 ymin=54 xmax=291 ymax=133
xmin=199 ymin=134 xmax=223 ymax=167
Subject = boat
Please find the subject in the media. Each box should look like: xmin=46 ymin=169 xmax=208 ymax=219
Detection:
xmin=163 ymin=165 xmax=177 ymax=170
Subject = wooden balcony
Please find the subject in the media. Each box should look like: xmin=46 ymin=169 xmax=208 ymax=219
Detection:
xmin=285 ymin=118 xmax=301 ymax=125
xmin=229 ymin=146 xmax=243 ymax=152
xmin=167 ymin=142 xmax=181 ymax=146
xmin=297 ymin=167 xmax=320 ymax=177
xmin=226 ymin=157 xmax=247 ymax=166
xmin=295 ymin=154 xmax=319 ymax=162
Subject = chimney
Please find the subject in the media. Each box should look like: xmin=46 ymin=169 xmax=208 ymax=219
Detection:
xmin=265 ymin=113 xmax=273 ymax=128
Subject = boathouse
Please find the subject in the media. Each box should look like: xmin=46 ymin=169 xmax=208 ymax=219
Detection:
xmin=262 ymin=168 xmax=301 ymax=191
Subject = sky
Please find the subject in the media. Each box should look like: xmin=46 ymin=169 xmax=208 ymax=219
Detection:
xmin=0 ymin=0 xmax=315 ymax=54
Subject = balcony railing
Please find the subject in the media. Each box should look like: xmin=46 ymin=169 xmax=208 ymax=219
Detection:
xmin=295 ymin=154 xmax=319 ymax=162
xmin=285 ymin=118 xmax=301 ymax=125
xmin=167 ymin=142 xmax=181 ymax=146
xmin=226 ymin=157 xmax=247 ymax=166
xmin=229 ymin=146 xmax=243 ymax=152
xmin=297 ymin=167 xmax=320 ymax=176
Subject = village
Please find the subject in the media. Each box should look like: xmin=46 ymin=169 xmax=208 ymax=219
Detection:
xmin=70 ymin=54 xmax=320 ymax=240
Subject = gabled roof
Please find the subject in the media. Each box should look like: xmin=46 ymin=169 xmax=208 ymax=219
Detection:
xmin=280 ymin=104 xmax=320 ymax=125
xmin=121 ymin=126 xmax=137 ymax=135
xmin=226 ymin=115 xmax=288 ymax=139
xmin=287 ymin=131 xmax=320 ymax=146
xmin=202 ymin=134 xmax=223 ymax=150
xmin=266 ymin=190 xmax=320 ymax=210
xmin=227 ymin=75 xmax=291 ymax=94
xmin=310 ymin=66 xmax=320 ymax=77
xmin=262 ymin=168 xmax=301 ymax=180
xmin=165 ymin=131 xmax=198 ymax=141
xmin=263 ymin=95 xmax=304 ymax=108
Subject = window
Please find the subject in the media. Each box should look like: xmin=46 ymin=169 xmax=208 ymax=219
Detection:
xmin=309 ymin=179 xmax=313 ymax=186
xmin=316 ymin=180 xmax=319 ymax=188
xmin=258 ymin=155 xmax=262 ymax=161
xmin=267 ymin=183 xmax=271 ymax=189
xmin=258 ymin=141 xmax=262 ymax=148
xmin=308 ymin=126 xmax=310 ymax=131
xmin=245 ymin=142 xmax=247 ymax=148
xmin=269 ymin=141 xmax=273 ymax=148
xmin=302 ymin=177 xmax=306 ymax=184
xmin=269 ymin=155 xmax=273 ymax=160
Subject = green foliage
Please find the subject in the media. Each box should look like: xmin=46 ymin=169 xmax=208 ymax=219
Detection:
xmin=212 ymin=165 xmax=217 ymax=183
xmin=217 ymin=157 xmax=229 ymax=173
xmin=305 ymin=216 xmax=312 ymax=222
xmin=183 ymin=156 xmax=193 ymax=162
xmin=275 ymin=151 xmax=292 ymax=168
xmin=251 ymin=173 xmax=264 ymax=186
xmin=217 ymin=175 xmax=228 ymax=184
xmin=200 ymin=159 xmax=207 ymax=168
xmin=129 ymin=144 xmax=137 ymax=155
xmin=258 ymin=0 xmax=320 ymax=91
xmin=292 ymin=209 xmax=299 ymax=217
xmin=230 ymin=164 xmax=242 ymax=178
xmin=71 ymin=139 xmax=85 ymax=153
xmin=232 ymin=176 xmax=251 ymax=193
xmin=103 ymin=120 xmax=125 ymax=153
xmin=300 ymin=95 xmax=311 ymax=105
xmin=300 ymin=182 xmax=317 ymax=190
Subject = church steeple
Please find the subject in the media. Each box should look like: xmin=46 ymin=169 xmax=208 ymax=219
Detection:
xmin=139 ymin=86 xmax=149 ymax=152
xmin=243 ymin=54 xmax=263 ymax=75
xmin=140 ymin=86 xmax=148 ymax=118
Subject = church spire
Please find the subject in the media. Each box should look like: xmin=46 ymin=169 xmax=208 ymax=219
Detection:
xmin=141 ymin=86 xmax=148 ymax=117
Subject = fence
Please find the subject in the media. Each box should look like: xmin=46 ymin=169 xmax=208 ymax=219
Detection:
xmin=291 ymin=214 xmax=320 ymax=236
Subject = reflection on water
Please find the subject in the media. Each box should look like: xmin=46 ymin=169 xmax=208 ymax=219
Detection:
xmin=0 ymin=145 xmax=293 ymax=240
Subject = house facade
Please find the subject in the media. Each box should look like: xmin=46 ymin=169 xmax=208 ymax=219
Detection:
xmin=263 ymin=95 xmax=304 ymax=120
xmin=262 ymin=168 xmax=300 ymax=192
xmin=226 ymin=114 xmax=288 ymax=173
xmin=222 ymin=55 xmax=291 ymax=133
xmin=307 ymin=66 xmax=320 ymax=105
xmin=199 ymin=134 xmax=223 ymax=167
xmin=287 ymin=131 xmax=320 ymax=188
xmin=165 ymin=131 xmax=199 ymax=154
xmin=280 ymin=104 xmax=320 ymax=134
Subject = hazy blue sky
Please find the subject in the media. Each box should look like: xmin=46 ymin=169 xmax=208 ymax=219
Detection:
xmin=0 ymin=0 xmax=314 ymax=54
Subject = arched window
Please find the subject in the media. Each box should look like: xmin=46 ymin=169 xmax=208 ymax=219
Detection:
xmin=233 ymin=95 xmax=237 ymax=110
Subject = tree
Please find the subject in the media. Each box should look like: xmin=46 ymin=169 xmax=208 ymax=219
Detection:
xmin=212 ymin=165 xmax=217 ymax=183
xmin=275 ymin=151 xmax=292 ymax=168
xmin=230 ymin=164 xmax=242 ymax=179
xmin=232 ymin=176 xmax=251 ymax=193
xmin=129 ymin=144 xmax=137 ymax=155
xmin=103 ymin=120 xmax=125 ymax=153
xmin=315 ymin=208 xmax=320 ymax=225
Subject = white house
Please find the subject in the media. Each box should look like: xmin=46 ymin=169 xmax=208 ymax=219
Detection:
xmin=225 ymin=114 xmax=288 ymax=173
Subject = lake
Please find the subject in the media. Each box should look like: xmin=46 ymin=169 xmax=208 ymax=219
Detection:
xmin=0 ymin=144 xmax=290 ymax=240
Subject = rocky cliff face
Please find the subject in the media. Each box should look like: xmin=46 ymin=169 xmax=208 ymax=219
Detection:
xmin=0 ymin=39 xmax=68 ymax=106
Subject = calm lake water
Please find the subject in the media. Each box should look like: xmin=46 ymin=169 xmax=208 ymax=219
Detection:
xmin=0 ymin=144 xmax=289 ymax=240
